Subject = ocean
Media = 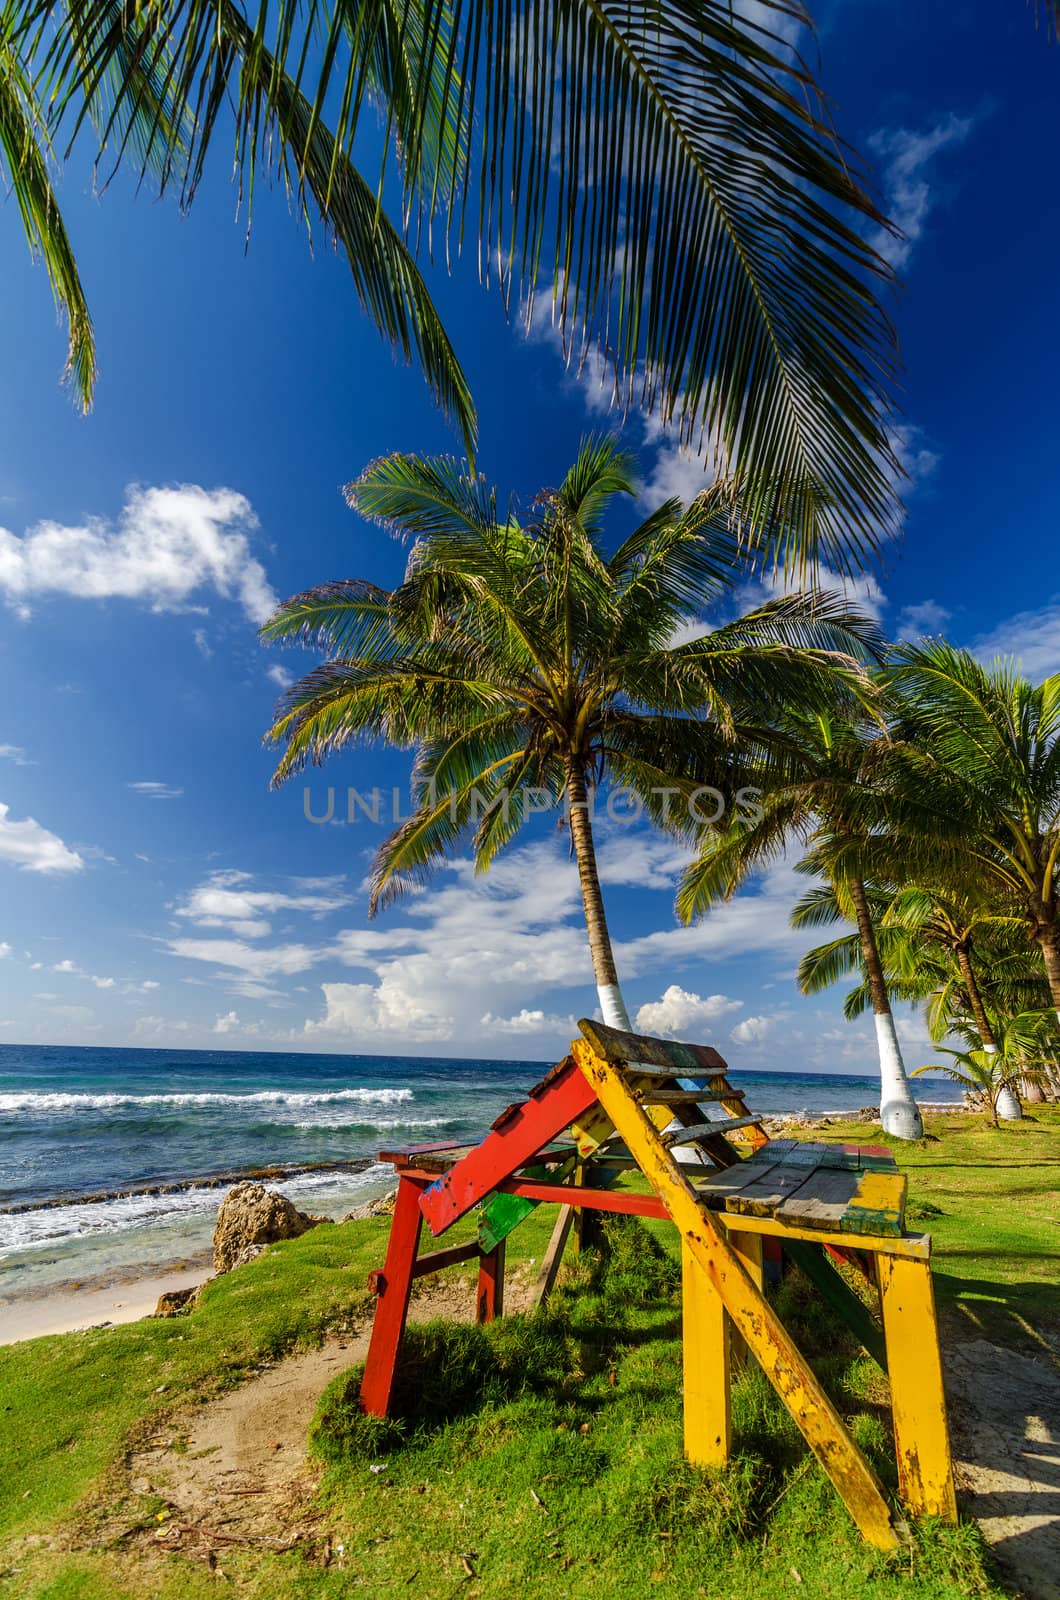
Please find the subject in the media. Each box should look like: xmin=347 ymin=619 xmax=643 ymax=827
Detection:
xmin=0 ymin=1043 xmax=960 ymax=1300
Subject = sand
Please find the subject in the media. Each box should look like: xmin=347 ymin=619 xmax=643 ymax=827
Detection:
xmin=0 ymin=1263 xmax=212 ymax=1346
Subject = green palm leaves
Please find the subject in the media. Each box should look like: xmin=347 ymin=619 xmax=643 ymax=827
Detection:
xmin=262 ymin=437 xmax=877 ymax=927
xmin=0 ymin=10 xmax=94 ymax=405
xmin=7 ymin=0 xmax=900 ymax=564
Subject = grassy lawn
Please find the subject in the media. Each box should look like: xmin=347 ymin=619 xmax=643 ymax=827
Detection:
xmin=1 ymin=1107 xmax=1057 ymax=1599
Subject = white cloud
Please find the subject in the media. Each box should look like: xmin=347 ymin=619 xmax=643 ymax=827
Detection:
xmin=0 ymin=942 xmax=10 ymax=959
xmin=165 ymin=936 xmax=322 ymax=980
xmin=0 ymin=744 xmax=33 ymax=766
xmin=53 ymin=958 xmax=79 ymax=974
xmin=174 ymin=870 xmax=349 ymax=941
xmin=970 ymin=601 xmax=1060 ymax=680
xmin=193 ymin=627 xmax=213 ymax=659
xmin=738 ymin=565 xmax=886 ymax=622
xmin=868 ymin=113 xmax=978 ymax=270
xmin=635 ymin=985 xmax=743 ymax=1037
xmin=267 ymin=664 xmax=294 ymax=689
xmin=730 ymin=1014 xmax=774 ymax=1043
xmin=307 ymin=980 xmax=457 ymax=1042
xmin=0 ymin=803 xmax=83 ymax=874
xmin=480 ymin=1008 xmax=578 ymax=1036
xmin=889 ymin=423 xmax=941 ymax=493
xmin=0 ymin=485 xmax=276 ymax=622
xmin=129 ymin=781 xmax=184 ymax=800
xmin=897 ymin=599 xmax=950 ymax=642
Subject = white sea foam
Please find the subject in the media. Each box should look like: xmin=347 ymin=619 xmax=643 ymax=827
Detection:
xmin=0 ymin=1087 xmax=415 ymax=1115
xmin=0 ymin=1165 xmax=386 ymax=1261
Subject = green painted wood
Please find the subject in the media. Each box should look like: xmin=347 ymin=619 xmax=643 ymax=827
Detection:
xmin=783 ymin=1238 xmax=888 ymax=1371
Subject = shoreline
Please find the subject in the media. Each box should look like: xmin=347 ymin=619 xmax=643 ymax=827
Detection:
xmin=0 ymin=1259 xmax=214 ymax=1346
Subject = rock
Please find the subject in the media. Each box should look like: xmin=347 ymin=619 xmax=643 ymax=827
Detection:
xmin=212 ymin=1182 xmax=330 ymax=1274
xmin=153 ymin=1285 xmax=201 ymax=1318
xmin=342 ymin=1188 xmax=398 ymax=1222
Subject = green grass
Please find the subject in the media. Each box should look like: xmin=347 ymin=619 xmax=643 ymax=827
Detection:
xmin=1 ymin=1109 xmax=1057 ymax=1599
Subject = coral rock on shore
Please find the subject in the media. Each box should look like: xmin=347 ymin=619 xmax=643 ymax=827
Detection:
xmin=342 ymin=1188 xmax=397 ymax=1222
xmin=154 ymin=1285 xmax=201 ymax=1318
xmin=212 ymin=1183 xmax=329 ymax=1274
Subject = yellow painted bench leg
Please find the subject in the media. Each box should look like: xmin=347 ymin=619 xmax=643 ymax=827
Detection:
xmin=574 ymin=1041 xmax=901 ymax=1552
xmin=727 ymin=1229 xmax=763 ymax=1371
xmin=877 ymin=1255 xmax=957 ymax=1521
xmin=682 ymin=1241 xmax=731 ymax=1465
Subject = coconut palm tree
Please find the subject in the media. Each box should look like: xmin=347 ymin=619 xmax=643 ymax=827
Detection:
xmin=796 ymin=883 xmax=1041 ymax=1118
xmin=261 ymin=438 xmax=881 ymax=1028
xmin=4 ymin=0 xmax=901 ymax=566
xmin=910 ymin=1014 xmax=1056 ymax=1127
xmin=887 ymin=645 xmax=1060 ymax=1022
xmin=677 ymin=709 xmax=925 ymax=1138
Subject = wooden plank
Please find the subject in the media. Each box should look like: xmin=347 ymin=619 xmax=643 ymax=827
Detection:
xmin=641 ymin=1089 xmax=727 ymax=1105
xmin=727 ymin=1229 xmax=763 ymax=1371
xmin=419 ymin=1057 xmax=597 ymax=1235
xmin=360 ymin=1176 xmax=425 ymax=1417
xmin=615 ymin=1063 xmax=727 ymax=1080
xmin=476 ymin=1239 xmax=505 ymax=1323
xmin=840 ymin=1172 xmax=906 ymax=1238
xmin=776 ymin=1169 xmax=861 ymax=1232
xmin=579 ymin=1018 xmax=728 ymax=1075
xmin=878 ymin=1256 xmax=956 ymax=1520
xmin=728 ymin=1159 xmax=824 ymax=1219
xmin=681 ymin=1240 xmax=730 ymax=1465
xmin=694 ymin=1157 xmax=783 ymax=1210
xmin=572 ymin=1040 xmax=901 ymax=1551
xmin=532 ymin=1205 xmax=575 ymax=1307
xmin=783 ymin=1238 xmax=888 ymax=1370
xmin=666 ymin=1116 xmax=760 ymax=1147
xmin=409 ymin=1241 xmax=480 ymax=1279
xmin=495 ymin=1177 xmax=667 ymax=1218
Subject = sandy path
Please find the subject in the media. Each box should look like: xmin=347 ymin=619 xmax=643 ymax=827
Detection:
xmin=127 ymin=1276 xmax=516 ymax=1562
xmin=945 ymin=1339 xmax=1060 ymax=1600
xmin=128 ymin=1299 xmax=1060 ymax=1594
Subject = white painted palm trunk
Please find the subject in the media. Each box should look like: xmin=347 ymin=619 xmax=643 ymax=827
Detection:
xmin=984 ymin=1043 xmax=1022 ymax=1120
xmin=597 ymin=983 xmax=632 ymax=1031
xmin=874 ymin=1012 xmax=924 ymax=1140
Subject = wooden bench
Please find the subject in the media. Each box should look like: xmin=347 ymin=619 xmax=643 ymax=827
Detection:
xmin=359 ymin=1020 xmax=956 ymax=1551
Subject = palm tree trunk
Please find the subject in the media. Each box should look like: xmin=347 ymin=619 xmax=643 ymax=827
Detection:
xmin=955 ymin=942 xmax=1021 ymax=1118
xmin=1031 ymin=923 xmax=1060 ymax=1101
xmin=566 ymin=760 xmax=631 ymax=1030
xmin=848 ymin=876 xmax=923 ymax=1140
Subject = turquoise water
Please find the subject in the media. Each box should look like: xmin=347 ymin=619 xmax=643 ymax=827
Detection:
xmin=0 ymin=1044 xmax=959 ymax=1297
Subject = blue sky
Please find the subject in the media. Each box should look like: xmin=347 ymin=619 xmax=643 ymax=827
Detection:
xmin=0 ymin=0 xmax=1057 ymax=1068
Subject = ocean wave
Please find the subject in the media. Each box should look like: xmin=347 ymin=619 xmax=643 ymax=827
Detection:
xmin=0 ymin=1165 xmax=384 ymax=1260
xmin=0 ymin=1086 xmax=415 ymax=1116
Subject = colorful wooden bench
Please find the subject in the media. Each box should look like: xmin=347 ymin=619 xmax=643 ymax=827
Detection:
xmin=360 ymin=1020 xmax=956 ymax=1551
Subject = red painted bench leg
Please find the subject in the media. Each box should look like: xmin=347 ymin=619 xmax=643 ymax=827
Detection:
xmin=476 ymin=1239 xmax=505 ymax=1323
xmin=360 ymin=1176 xmax=424 ymax=1416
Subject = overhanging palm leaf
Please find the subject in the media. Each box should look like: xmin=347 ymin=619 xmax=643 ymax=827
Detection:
xmin=0 ymin=13 xmax=93 ymax=405
xmin=14 ymin=0 xmax=899 ymax=560
xmin=263 ymin=435 xmax=876 ymax=1027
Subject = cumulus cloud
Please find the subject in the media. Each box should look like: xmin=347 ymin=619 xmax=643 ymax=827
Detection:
xmin=0 ymin=485 xmax=277 ymax=622
xmin=635 ymin=985 xmax=743 ymax=1037
xmin=480 ymin=1008 xmax=579 ymax=1036
xmin=0 ymin=942 xmax=11 ymax=959
xmin=868 ymin=113 xmax=978 ymax=270
xmin=0 ymin=802 xmax=83 ymax=874
xmin=730 ymin=1014 xmax=774 ymax=1043
xmin=267 ymin=664 xmax=294 ymax=689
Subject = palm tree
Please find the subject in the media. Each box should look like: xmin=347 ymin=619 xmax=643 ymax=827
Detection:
xmin=887 ymin=644 xmax=1060 ymax=1020
xmin=910 ymin=1014 xmax=1056 ymax=1127
xmin=261 ymin=438 xmax=880 ymax=1028
xmin=677 ymin=709 xmax=925 ymax=1139
xmin=5 ymin=0 xmax=901 ymax=566
xmin=797 ymin=884 xmax=1039 ymax=1119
